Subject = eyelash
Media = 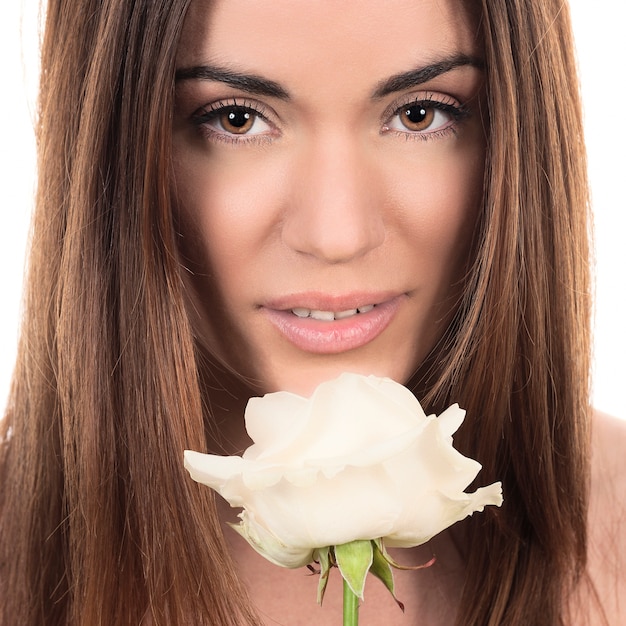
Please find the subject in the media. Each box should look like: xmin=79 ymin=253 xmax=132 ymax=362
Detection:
xmin=381 ymin=93 xmax=470 ymax=141
xmin=192 ymin=98 xmax=276 ymax=146
xmin=191 ymin=93 xmax=470 ymax=145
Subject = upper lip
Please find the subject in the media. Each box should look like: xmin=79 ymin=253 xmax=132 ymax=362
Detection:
xmin=262 ymin=291 xmax=403 ymax=312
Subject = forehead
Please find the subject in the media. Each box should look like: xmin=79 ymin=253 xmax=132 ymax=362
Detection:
xmin=177 ymin=0 xmax=481 ymax=82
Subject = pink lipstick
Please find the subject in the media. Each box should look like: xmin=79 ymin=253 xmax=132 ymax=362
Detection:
xmin=262 ymin=293 xmax=404 ymax=354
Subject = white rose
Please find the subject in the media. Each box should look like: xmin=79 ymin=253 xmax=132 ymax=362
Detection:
xmin=184 ymin=373 xmax=503 ymax=569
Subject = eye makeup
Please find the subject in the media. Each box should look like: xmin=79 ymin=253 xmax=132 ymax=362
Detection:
xmin=191 ymin=97 xmax=279 ymax=145
xmin=381 ymin=91 xmax=471 ymax=141
xmin=189 ymin=92 xmax=473 ymax=146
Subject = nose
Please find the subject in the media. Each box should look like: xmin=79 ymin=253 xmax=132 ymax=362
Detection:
xmin=281 ymin=135 xmax=385 ymax=263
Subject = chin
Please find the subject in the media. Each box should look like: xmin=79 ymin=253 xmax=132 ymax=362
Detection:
xmin=257 ymin=357 xmax=417 ymax=398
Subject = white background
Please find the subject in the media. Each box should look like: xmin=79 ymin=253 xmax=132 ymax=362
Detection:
xmin=0 ymin=2 xmax=624 ymax=418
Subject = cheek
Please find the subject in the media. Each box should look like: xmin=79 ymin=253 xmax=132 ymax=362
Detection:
xmin=390 ymin=141 xmax=484 ymax=277
xmin=174 ymin=149 xmax=287 ymax=282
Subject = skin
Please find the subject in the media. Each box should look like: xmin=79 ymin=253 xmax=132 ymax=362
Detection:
xmin=169 ymin=2 xmax=626 ymax=623
xmin=172 ymin=0 xmax=486 ymax=399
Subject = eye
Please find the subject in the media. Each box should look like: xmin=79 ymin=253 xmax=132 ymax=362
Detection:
xmin=387 ymin=103 xmax=451 ymax=133
xmin=382 ymin=96 xmax=468 ymax=138
xmin=212 ymin=106 xmax=270 ymax=135
xmin=193 ymin=100 xmax=274 ymax=140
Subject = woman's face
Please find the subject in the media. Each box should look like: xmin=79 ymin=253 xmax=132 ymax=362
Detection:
xmin=173 ymin=0 xmax=485 ymax=396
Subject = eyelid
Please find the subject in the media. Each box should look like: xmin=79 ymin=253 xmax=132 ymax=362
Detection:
xmin=380 ymin=91 xmax=469 ymax=132
xmin=191 ymin=96 xmax=280 ymax=142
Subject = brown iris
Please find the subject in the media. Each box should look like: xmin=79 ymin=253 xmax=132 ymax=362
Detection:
xmin=399 ymin=104 xmax=434 ymax=132
xmin=219 ymin=107 xmax=255 ymax=134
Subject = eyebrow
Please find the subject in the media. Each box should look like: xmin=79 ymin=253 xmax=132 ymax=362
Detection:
xmin=175 ymin=64 xmax=290 ymax=99
xmin=372 ymin=54 xmax=484 ymax=98
xmin=175 ymin=53 xmax=484 ymax=101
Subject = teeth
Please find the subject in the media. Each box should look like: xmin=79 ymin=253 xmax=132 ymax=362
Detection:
xmin=310 ymin=310 xmax=335 ymax=321
xmin=290 ymin=305 xmax=375 ymax=320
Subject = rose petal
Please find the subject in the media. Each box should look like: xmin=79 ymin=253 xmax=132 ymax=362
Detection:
xmin=254 ymin=375 xmax=424 ymax=465
xmin=240 ymin=465 xmax=402 ymax=548
xmin=233 ymin=510 xmax=314 ymax=568
xmin=436 ymin=403 xmax=466 ymax=437
xmin=386 ymin=481 xmax=504 ymax=547
xmin=184 ymin=450 xmax=245 ymax=489
xmin=244 ymin=391 xmax=309 ymax=459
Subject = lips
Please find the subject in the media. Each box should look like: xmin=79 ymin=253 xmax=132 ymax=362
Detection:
xmin=262 ymin=294 xmax=404 ymax=354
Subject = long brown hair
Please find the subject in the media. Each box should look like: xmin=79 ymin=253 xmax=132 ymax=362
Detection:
xmin=0 ymin=0 xmax=593 ymax=624
xmin=416 ymin=0 xmax=593 ymax=623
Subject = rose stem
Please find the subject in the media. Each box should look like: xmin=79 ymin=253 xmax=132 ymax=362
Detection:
xmin=342 ymin=578 xmax=359 ymax=626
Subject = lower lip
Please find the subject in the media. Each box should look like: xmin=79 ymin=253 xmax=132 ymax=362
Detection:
xmin=263 ymin=296 xmax=403 ymax=354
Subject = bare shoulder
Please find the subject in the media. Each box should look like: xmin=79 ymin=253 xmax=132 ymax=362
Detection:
xmin=590 ymin=410 xmax=626 ymax=505
xmin=586 ymin=410 xmax=626 ymax=623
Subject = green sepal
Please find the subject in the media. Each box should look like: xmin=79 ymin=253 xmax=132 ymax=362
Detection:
xmin=314 ymin=546 xmax=332 ymax=605
xmin=370 ymin=542 xmax=395 ymax=596
xmin=334 ymin=540 xmax=373 ymax=599
xmin=373 ymin=538 xmax=436 ymax=571
xmin=370 ymin=541 xmax=404 ymax=612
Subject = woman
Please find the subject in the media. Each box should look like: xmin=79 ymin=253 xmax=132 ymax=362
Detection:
xmin=1 ymin=0 xmax=624 ymax=624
